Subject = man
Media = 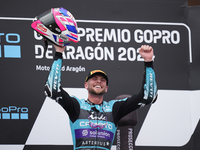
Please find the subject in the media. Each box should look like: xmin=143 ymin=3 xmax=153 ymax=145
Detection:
xmin=44 ymin=44 xmax=157 ymax=150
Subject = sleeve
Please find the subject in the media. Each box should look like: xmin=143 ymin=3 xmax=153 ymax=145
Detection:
xmin=112 ymin=61 xmax=158 ymax=125
xmin=44 ymin=52 xmax=62 ymax=100
xmin=44 ymin=52 xmax=80 ymax=122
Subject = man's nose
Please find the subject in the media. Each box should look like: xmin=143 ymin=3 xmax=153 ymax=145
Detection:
xmin=96 ymin=78 xmax=101 ymax=83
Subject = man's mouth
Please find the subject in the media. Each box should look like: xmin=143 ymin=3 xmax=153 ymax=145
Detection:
xmin=95 ymin=85 xmax=101 ymax=89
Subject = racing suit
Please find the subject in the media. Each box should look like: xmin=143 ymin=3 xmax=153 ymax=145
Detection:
xmin=44 ymin=52 xmax=157 ymax=150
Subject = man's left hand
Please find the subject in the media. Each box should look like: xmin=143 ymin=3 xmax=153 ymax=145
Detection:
xmin=138 ymin=45 xmax=154 ymax=62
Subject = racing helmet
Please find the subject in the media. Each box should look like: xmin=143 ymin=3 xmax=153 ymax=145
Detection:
xmin=31 ymin=7 xmax=78 ymax=47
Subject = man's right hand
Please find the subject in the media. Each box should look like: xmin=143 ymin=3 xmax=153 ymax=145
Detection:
xmin=53 ymin=44 xmax=66 ymax=53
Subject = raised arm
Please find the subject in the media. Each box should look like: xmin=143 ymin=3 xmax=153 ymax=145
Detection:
xmin=44 ymin=45 xmax=80 ymax=122
xmin=139 ymin=45 xmax=157 ymax=105
xmin=44 ymin=45 xmax=66 ymax=100
xmin=113 ymin=45 xmax=157 ymax=124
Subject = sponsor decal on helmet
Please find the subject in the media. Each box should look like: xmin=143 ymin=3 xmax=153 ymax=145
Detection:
xmin=59 ymin=34 xmax=69 ymax=41
xmin=37 ymin=23 xmax=47 ymax=32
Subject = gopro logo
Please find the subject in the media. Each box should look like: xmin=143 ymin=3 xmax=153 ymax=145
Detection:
xmin=0 ymin=106 xmax=28 ymax=120
xmin=0 ymin=33 xmax=21 ymax=58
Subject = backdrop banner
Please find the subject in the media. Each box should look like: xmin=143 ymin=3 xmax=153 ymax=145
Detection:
xmin=0 ymin=0 xmax=200 ymax=150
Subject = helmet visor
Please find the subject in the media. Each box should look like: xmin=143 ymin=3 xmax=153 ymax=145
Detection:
xmin=37 ymin=9 xmax=61 ymax=34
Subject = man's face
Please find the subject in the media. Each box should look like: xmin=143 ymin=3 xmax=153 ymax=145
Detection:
xmin=85 ymin=75 xmax=108 ymax=95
